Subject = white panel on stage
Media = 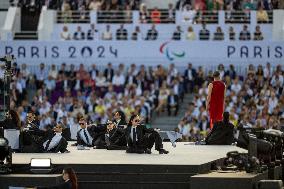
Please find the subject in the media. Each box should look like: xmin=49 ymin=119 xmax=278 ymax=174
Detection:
xmin=4 ymin=129 xmax=20 ymax=150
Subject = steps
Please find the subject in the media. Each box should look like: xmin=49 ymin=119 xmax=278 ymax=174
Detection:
xmin=14 ymin=32 xmax=38 ymax=40
xmin=71 ymin=164 xmax=198 ymax=189
xmin=151 ymin=94 xmax=193 ymax=131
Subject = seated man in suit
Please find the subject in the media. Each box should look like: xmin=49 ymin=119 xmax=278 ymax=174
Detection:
xmin=20 ymin=111 xmax=46 ymax=152
xmin=113 ymin=111 xmax=127 ymax=128
xmin=75 ymin=117 xmax=106 ymax=147
xmin=126 ymin=115 xmax=169 ymax=154
xmin=97 ymin=120 xmax=127 ymax=150
xmin=42 ymin=123 xmax=69 ymax=153
xmin=205 ymin=112 xmax=234 ymax=145
xmin=167 ymin=90 xmax=179 ymax=116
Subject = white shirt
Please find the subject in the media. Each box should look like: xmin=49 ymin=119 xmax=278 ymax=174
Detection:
xmin=61 ymin=31 xmax=70 ymax=40
xmin=182 ymin=10 xmax=196 ymax=23
xmin=43 ymin=133 xmax=62 ymax=151
xmin=79 ymin=128 xmax=93 ymax=146
xmin=112 ymin=74 xmax=125 ymax=86
xmin=0 ymin=68 xmax=4 ymax=79
xmin=96 ymin=77 xmax=107 ymax=87
xmin=231 ymin=83 xmax=242 ymax=94
xmin=264 ymin=67 xmax=272 ymax=78
xmin=102 ymin=31 xmax=112 ymax=40
xmin=268 ymin=97 xmax=278 ymax=113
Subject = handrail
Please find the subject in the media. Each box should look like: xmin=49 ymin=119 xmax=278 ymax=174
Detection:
xmin=56 ymin=10 xmax=274 ymax=24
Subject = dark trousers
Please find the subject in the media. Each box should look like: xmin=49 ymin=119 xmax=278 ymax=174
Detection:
xmin=126 ymin=132 xmax=163 ymax=153
xmin=46 ymin=139 xmax=68 ymax=153
xmin=167 ymin=104 xmax=179 ymax=116
xmin=184 ymin=79 xmax=194 ymax=93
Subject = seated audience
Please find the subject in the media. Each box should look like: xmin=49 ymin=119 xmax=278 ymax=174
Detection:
xmin=253 ymin=25 xmax=264 ymax=40
xmin=73 ymin=26 xmax=85 ymax=40
xmin=60 ymin=26 xmax=71 ymax=40
xmin=150 ymin=7 xmax=161 ymax=24
xmin=167 ymin=90 xmax=179 ymax=116
xmin=172 ymin=25 xmax=183 ymax=40
xmin=131 ymin=26 xmax=142 ymax=40
xmin=116 ymin=24 xmax=128 ymax=40
xmin=186 ymin=26 xmax=196 ymax=40
xmin=199 ymin=23 xmax=210 ymax=40
xmin=239 ymin=25 xmax=251 ymax=40
xmin=87 ymin=23 xmax=99 ymax=40
xmin=213 ymin=26 xmax=224 ymax=40
xmin=145 ymin=24 xmax=158 ymax=40
xmin=139 ymin=4 xmax=150 ymax=23
xmin=102 ymin=25 xmax=113 ymax=40
xmin=228 ymin=26 xmax=235 ymax=40
xmin=257 ymin=5 xmax=269 ymax=23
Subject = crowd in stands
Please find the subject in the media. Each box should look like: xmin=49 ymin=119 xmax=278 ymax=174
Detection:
xmin=0 ymin=62 xmax=184 ymax=139
xmin=60 ymin=23 xmax=265 ymax=41
xmin=177 ymin=62 xmax=284 ymax=142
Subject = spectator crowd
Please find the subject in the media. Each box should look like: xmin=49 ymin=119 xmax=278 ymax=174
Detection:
xmin=0 ymin=62 xmax=184 ymax=139
xmin=60 ymin=23 xmax=265 ymax=41
xmin=177 ymin=62 xmax=283 ymax=142
xmin=1 ymin=62 xmax=282 ymax=142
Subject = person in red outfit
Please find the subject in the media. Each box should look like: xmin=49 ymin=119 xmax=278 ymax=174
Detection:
xmin=206 ymin=71 xmax=226 ymax=129
xmin=151 ymin=7 xmax=161 ymax=24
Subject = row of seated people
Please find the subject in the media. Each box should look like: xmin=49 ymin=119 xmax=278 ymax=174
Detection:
xmin=0 ymin=110 xmax=169 ymax=154
xmin=60 ymin=23 xmax=265 ymax=41
xmin=55 ymin=0 xmax=283 ymax=12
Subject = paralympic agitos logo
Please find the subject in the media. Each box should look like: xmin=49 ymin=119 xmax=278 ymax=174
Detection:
xmin=159 ymin=41 xmax=185 ymax=61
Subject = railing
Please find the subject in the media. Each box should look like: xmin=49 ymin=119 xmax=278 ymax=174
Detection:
xmin=56 ymin=10 xmax=273 ymax=24
xmin=97 ymin=10 xmax=133 ymax=24
xmin=57 ymin=11 xmax=90 ymax=23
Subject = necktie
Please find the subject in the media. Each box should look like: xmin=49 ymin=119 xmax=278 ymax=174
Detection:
xmin=84 ymin=129 xmax=90 ymax=145
xmin=133 ymin=128 xmax=137 ymax=145
xmin=45 ymin=138 xmax=52 ymax=151
xmin=105 ymin=133 xmax=110 ymax=146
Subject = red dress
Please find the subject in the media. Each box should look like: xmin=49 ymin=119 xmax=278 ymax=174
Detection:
xmin=209 ymin=80 xmax=225 ymax=128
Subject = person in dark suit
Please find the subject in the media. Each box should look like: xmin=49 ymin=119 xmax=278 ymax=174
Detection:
xmin=42 ymin=123 xmax=69 ymax=153
xmin=239 ymin=25 xmax=251 ymax=40
xmin=96 ymin=120 xmax=127 ymax=150
xmin=199 ymin=23 xmax=210 ymax=40
xmin=73 ymin=26 xmax=85 ymax=40
xmin=75 ymin=117 xmax=106 ymax=147
xmin=116 ymin=24 xmax=128 ymax=40
xmin=104 ymin=63 xmax=114 ymax=82
xmin=126 ymin=115 xmax=169 ymax=154
xmin=183 ymin=63 xmax=197 ymax=93
xmin=167 ymin=90 xmax=179 ymax=116
xmin=37 ymin=167 xmax=78 ymax=189
xmin=20 ymin=111 xmax=46 ymax=153
xmin=172 ymin=25 xmax=182 ymax=40
xmin=113 ymin=110 xmax=127 ymax=128
xmin=145 ymin=24 xmax=158 ymax=40
xmin=205 ymin=112 xmax=234 ymax=145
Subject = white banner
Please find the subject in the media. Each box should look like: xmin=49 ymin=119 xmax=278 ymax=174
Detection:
xmin=0 ymin=41 xmax=283 ymax=66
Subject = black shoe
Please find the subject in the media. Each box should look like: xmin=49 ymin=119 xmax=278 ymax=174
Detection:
xmin=63 ymin=150 xmax=70 ymax=153
xmin=71 ymin=143 xmax=77 ymax=146
xmin=159 ymin=149 xmax=169 ymax=154
xmin=145 ymin=148 xmax=152 ymax=154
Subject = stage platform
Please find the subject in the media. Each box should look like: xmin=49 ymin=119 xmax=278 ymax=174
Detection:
xmin=2 ymin=142 xmax=248 ymax=189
